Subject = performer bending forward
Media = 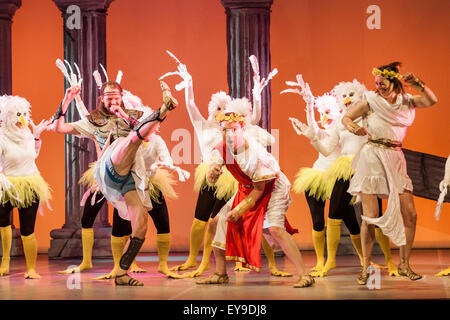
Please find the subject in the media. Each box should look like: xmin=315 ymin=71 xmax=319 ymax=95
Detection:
xmin=342 ymin=62 xmax=438 ymax=284
xmin=196 ymin=99 xmax=314 ymax=288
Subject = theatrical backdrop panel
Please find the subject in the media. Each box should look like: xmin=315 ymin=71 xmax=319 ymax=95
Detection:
xmin=6 ymin=0 xmax=450 ymax=253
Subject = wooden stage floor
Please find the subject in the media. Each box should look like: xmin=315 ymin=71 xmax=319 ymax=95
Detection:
xmin=1 ymin=249 xmax=449 ymax=301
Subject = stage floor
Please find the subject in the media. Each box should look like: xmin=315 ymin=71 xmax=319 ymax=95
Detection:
xmin=1 ymin=249 xmax=449 ymax=300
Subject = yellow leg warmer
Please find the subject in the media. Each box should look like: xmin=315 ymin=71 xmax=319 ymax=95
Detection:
xmin=310 ymin=229 xmax=325 ymax=273
xmin=349 ymin=233 xmax=364 ymax=265
xmin=312 ymin=218 xmax=341 ymax=277
xmin=58 ymin=228 xmax=94 ymax=274
xmin=262 ymin=235 xmax=292 ymax=277
xmin=375 ymin=228 xmax=399 ymax=276
xmin=0 ymin=226 xmax=12 ymax=276
xmin=183 ymin=221 xmax=213 ymax=278
xmin=157 ymin=233 xmax=182 ymax=278
xmin=21 ymin=233 xmax=40 ymax=279
xmin=171 ymin=218 xmax=206 ymax=271
xmin=94 ymin=235 xmax=129 ymax=280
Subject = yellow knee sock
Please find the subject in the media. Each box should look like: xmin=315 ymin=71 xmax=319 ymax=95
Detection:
xmin=0 ymin=226 xmax=12 ymax=276
xmin=184 ymin=221 xmax=213 ymax=278
xmin=375 ymin=228 xmax=398 ymax=276
xmin=172 ymin=218 xmax=206 ymax=271
xmin=311 ymin=229 xmax=325 ymax=272
xmin=262 ymin=235 xmax=291 ymax=277
xmin=349 ymin=233 xmax=364 ymax=265
xmin=157 ymin=233 xmax=182 ymax=278
xmin=80 ymin=228 xmax=94 ymax=270
xmin=323 ymin=218 xmax=342 ymax=274
xmin=21 ymin=233 xmax=40 ymax=279
xmin=94 ymin=235 xmax=129 ymax=280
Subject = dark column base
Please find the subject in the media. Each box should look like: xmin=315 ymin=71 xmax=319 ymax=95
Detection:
xmin=48 ymin=227 xmax=112 ymax=259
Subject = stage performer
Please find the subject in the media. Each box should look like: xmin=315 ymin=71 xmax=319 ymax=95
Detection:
xmin=195 ymin=98 xmax=314 ymax=288
xmin=342 ymin=62 xmax=438 ymax=284
xmin=54 ymin=76 xmax=178 ymax=286
xmin=283 ymin=77 xmax=341 ymax=276
xmin=435 ymin=154 xmax=449 ymax=276
xmin=0 ymin=95 xmax=51 ymax=279
xmin=160 ymin=52 xmax=290 ymax=277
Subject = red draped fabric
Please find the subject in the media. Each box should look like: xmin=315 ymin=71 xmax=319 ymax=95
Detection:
xmin=219 ymin=142 xmax=275 ymax=271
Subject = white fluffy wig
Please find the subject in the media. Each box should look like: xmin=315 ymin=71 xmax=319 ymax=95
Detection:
xmin=315 ymin=93 xmax=341 ymax=125
xmin=223 ymin=97 xmax=252 ymax=124
xmin=332 ymin=79 xmax=367 ymax=110
xmin=0 ymin=95 xmax=31 ymax=128
xmin=208 ymin=91 xmax=232 ymax=121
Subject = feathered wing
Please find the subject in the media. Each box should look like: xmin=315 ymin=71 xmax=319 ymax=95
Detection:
xmin=244 ymin=125 xmax=275 ymax=147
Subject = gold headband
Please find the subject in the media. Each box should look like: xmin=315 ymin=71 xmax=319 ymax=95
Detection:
xmin=215 ymin=111 xmax=246 ymax=126
xmin=372 ymin=68 xmax=403 ymax=80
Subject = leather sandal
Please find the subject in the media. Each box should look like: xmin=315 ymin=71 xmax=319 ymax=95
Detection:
xmin=114 ymin=273 xmax=144 ymax=286
xmin=357 ymin=268 xmax=370 ymax=285
xmin=398 ymin=265 xmax=422 ymax=281
xmin=196 ymin=272 xmax=229 ymax=285
xmin=293 ymin=275 xmax=315 ymax=288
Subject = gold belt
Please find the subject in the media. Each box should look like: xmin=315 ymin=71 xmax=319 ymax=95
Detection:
xmin=368 ymin=137 xmax=402 ymax=150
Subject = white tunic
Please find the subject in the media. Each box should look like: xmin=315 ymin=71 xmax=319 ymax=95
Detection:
xmin=348 ymin=91 xmax=415 ymax=246
xmin=211 ymin=140 xmax=292 ymax=250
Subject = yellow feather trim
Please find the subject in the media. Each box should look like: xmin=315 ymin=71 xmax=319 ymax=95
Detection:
xmin=2 ymin=174 xmax=52 ymax=208
xmin=215 ymin=167 xmax=238 ymax=201
xmin=292 ymin=167 xmax=333 ymax=201
xmin=148 ymin=168 xmax=178 ymax=203
xmin=193 ymin=162 xmax=215 ymax=192
xmin=78 ymin=161 xmax=97 ymax=188
xmin=323 ymin=155 xmax=355 ymax=183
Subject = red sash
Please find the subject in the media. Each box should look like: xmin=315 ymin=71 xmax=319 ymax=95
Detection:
xmin=219 ymin=142 xmax=275 ymax=271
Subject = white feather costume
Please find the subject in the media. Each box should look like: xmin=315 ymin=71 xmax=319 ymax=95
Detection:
xmin=0 ymin=96 xmax=51 ymax=209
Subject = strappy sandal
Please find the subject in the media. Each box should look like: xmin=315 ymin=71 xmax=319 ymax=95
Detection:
xmin=293 ymin=275 xmax=315 ymax=288
xmin=357 ymin=269 xmax=370 ymax=285
xmin=196 ymin=272 xmax=229 ymax=285
xmin=398 ymin=265 xmax=422 ymax=281
xmin=114 ymin=273 xmax=144 ymax=286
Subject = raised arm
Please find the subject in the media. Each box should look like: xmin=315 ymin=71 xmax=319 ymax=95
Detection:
xmin=249 ymin=55 xmax=278 ymax=125
xmin=402 ymin=72 xmax=438 ymax=108
xmin=159 ymin=51 xmax=207 ymax=130
xmin=53 ymin=86 xmax=82 ymax=135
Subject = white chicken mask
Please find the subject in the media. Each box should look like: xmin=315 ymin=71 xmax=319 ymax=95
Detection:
xmin=208 ymin=91 xmax=232 ymax=122
xmin=314 ymin=93 xmax=341 ymax=129
xmin=332 ymin=79 xmax=367 ymax=111
xmin=0 ymin=96 xmax=33 ymax=142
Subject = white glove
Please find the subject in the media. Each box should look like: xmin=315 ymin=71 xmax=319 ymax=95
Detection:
xmin=31 ymin=119 xmax=52 ymax=139
xmin=289 ymin=117 xmax=316 ymax=140
xmin=159 ymin=50 xmax=192 ymax=91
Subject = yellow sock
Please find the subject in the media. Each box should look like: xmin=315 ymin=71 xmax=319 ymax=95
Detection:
xmin=262 ymin=235 xmax=291 ymax=277
xmin=0 ymin=226 xmax=12 ymax=276
xmin=323 ymin=218 xmax=342 ymax=273
xmin=375 ymin=228 xmax=398 ymax=276
xmin=172 ymin=218 xmax=206 ymax=271
xmin=157 ymin=233 xmax=182 ymax=278
xmin=94 ymin=235 xmax=128 ymax=280
xmin=80 ymin=228 xmax=94 ymax=270
xmin=198 ymin=222 xmax=213 ymax=269
xmin=349 ymin=233 xmax=364 ymax=265
xmin=21 ymin=233 xmax=40 ymax=279
xmin=311 ymin=229 xmax=325 ymax=271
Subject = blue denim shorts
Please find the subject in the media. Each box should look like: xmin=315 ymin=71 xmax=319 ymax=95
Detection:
xmin=104 ymin=158 xmax=136 ymax=196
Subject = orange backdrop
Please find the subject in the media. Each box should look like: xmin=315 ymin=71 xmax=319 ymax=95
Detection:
xmin=10 ymin=0 xmax=450 ymax=253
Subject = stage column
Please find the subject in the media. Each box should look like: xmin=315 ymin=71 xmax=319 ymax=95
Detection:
xmin=0 ymin=0 xmax=23 ymax=257
xmin=220 ymin=0 xmax=273 ymax=130
xmin=49 ymin=0 xmax=114 ymax=259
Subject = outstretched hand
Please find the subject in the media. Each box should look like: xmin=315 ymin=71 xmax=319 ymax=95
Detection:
xmin=159 ymin=50 xmax=193 ymax=91
xmin=289 ymin=117 xmax=315 ymax=139
xmin=249 ymin=55 xmax=278 ymax=100
xmin=281 ymin=74 xmax=314 ymax=105
xmin=31 ymin=119 xmax=52 ymax=138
